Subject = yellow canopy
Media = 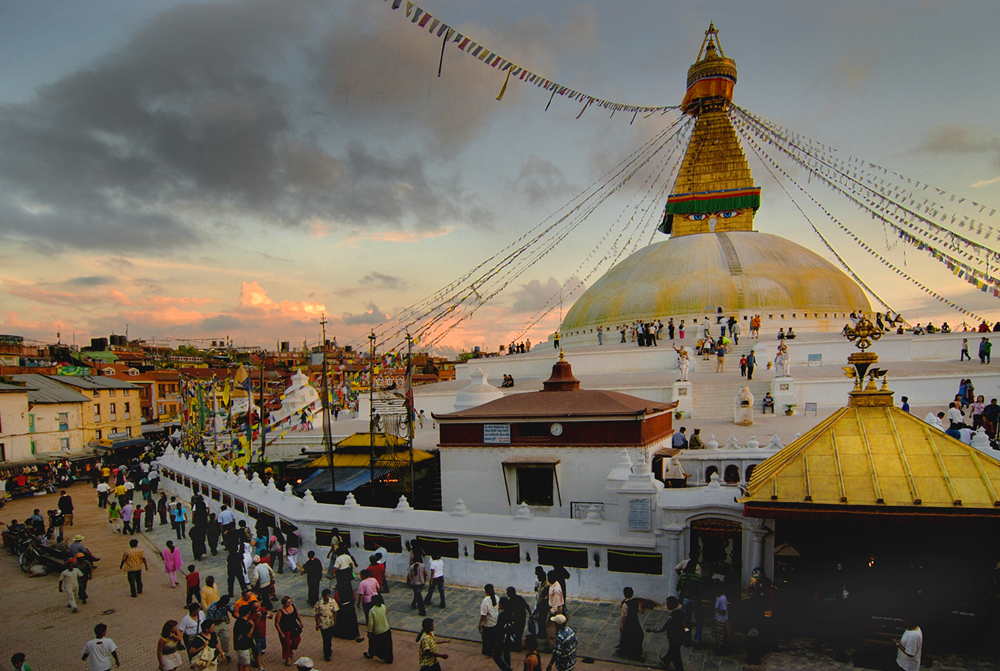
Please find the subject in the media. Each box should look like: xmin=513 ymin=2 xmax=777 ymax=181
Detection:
xmin=335 ymin=432 xmax=409 ymax=449
xmin=742 ymin=405 xmax=1000 ymax=513
xmin=307 ymin=448 xmax=434 ymax=469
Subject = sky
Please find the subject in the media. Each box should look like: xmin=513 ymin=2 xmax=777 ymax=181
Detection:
xmin=2 ymin=0 xmax=1000 ymax=355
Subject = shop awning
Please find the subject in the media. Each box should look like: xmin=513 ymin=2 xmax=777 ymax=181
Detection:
xmin=307 ymin=448 xmax=434 ymax=469
xmin=35 ymin=447 xmax=100 ymax=462
xmin=92 ymin=438 xmax=150 ymax=451
xmin=741 ymin=404 xmax=1000 ymax=521
xmin=334 ymin=432 xmax=409 ymax=449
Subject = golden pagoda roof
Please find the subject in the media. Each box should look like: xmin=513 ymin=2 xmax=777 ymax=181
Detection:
xmin=741 ymin=404 xmax=1000 ymax=517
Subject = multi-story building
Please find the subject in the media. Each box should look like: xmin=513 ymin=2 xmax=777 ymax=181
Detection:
xmin=0 ymin=382 xmax=30 ymax=462
xmin=45 ymin=375 xmax=141 ymax=443
xmin=12 ymin=374 xmax=89 ymax=456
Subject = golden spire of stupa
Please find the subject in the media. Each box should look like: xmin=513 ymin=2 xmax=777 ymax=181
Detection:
xmin=661 ymin=24 xmax=760 ymax=238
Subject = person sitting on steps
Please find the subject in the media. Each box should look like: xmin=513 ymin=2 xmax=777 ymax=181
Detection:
xmin=762 ymin=393 xmax=775 ymax=414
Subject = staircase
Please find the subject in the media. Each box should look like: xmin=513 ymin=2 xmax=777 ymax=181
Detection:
xmin=687 ymin=340 xmax=773 ymax=420
xmin=717 ymin=232 xmax=746 ymax=308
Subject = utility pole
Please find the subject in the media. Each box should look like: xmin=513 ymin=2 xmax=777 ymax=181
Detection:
xmin=320 ymin=315 xmax=335 ymax=494
xmin=368 ymin=330 xmax=377 ymax=492
xmin=258 ymin=359 xmax=266 ymax=461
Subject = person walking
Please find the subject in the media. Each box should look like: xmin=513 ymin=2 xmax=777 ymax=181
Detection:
xmin=187 ymin=621 xmax=225 ymax=671
xmin=251 ymin=555 xmax=276 ymax=610
xmin=961 ymin=338 xmax=971 ymax=361
xmin=493 ymin=597 xmax=515 ymax=671
xmin=330 ymin=545 xmax=357 ymax=602
xmin=206 ymin=594 xmax=234 ymax=658
xmin=547 ymin=615 xmax=577 ymax=671
xmin=58 ymin=490 xmax=74 ymax=527
xmin=545 ymin=571 xmax=565 ymax=649
xmin=893 ymin=619 xmax=922 ymax=671
xmin=746 ymin=350 xmax=756 ymax=381
xmin=617 ymin=587 xmax=645 ymax=661
xmin=233 ymin=605 xmax=256 ymax=671
xmin=81 ymin=623 xmax=120 ymax=671
xmin=357 ymin=569 xmax=380 ymax=625
xmin=59 ymin=561 xmax=83 ymax=613
xmin=157 ymin=493 xmax=169 ymax=526
xmin=479 ymin=584 xmax=501 ymax=656
xmin=120 ymin=502 xmax=134 ymax=535
xmin=206 ymin=513 xmax=222 ymax=557
xmin=157 ymin=620 xmax=186 ymax=671
xmin=97 ymin=481 xmax=110 ymax=509
xmin=108 ymin=501 xmax=123 ymax=534
xmin=424 ymin=554 xmax=446 ymax=609
xmin=505 ymin=587 xmax=532 ymax=652
xmin=408 ymin=553 xmax=428 ymax=616
xmin=275 ymin=595 xmax=305 ymax=666
xmin=173 ymin=504 xmax=187 ymax=540
xmin=364 ymin=594 xmax=394 ymax=663
xmin=417 ymin=618 xmax=450 ymax=671
xmin=302 ymin=550 xmax=324 ymax=606
xmin=647 ymin=596 xmax=688 ymax=671
xmin=161 ymin=540 xmax=183 ymax=589
xmin=143 ymin=499 xmax=155 ymax=532
xmin=313 ymin=589 xmax=339 ymax=662
xmin=120 ymin=538 xmax=148 ymax=597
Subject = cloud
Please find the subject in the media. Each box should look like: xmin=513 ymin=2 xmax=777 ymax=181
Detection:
xmin=0 ymin=0 xmax=484 ymax=252
xmin=237 ymin=281 xmax=325 ymax=317
xmin=972 ymin=175 xmax=1000 ymax=188
xmin=313 ymin=3 xmax=600 ymax=150
xmin=511 ymin=155 xmax=576 ymax=206
xmin=509 ymin=276 xmax=584 ymax=313
xmin=916 ymin=124 xmax=1000 ymax=164
xmin=65 ymin=276 xmax=115 ymax=287
xmin=340 ymin=301 xmax=389 ymax=325
xmin=359 ymin=272 xmax=408 ymax=291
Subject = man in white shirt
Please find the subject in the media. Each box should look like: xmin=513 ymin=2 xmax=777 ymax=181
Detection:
xmin=96 ymin=481 xmax=110 ymax=509
xmin=946 ymin=402 xmax=964 ymax=427
xmin=894 ymin=621 xmax=922 ymax=671
xmin=252 ymin=556 xmax=275 ymax=610
xmin=81 ymin=623 xmax=119 ymax=671
xmin=423 ymin=555 xmax=446 ymax=608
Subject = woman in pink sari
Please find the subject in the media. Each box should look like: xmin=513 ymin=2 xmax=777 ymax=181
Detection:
xmin=162 ymin=540 xmax=183 ymax=588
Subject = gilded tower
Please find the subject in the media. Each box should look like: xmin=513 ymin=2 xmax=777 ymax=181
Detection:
xmin=662 ymin=24 xmax=760 ymax=238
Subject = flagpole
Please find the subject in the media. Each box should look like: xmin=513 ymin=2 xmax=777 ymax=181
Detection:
xmin=406 ymin=332 xmax=415 ymax=497
xmin=258 ymin=359 xmax=266 ymax=461
xmin=320 ymin=315 xmax=335 ymax=495
xmin=368 ymin=330 xmax=377 ymax=494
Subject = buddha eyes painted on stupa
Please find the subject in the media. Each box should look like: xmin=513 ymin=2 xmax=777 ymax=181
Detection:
xmin=685 ymin=211 xmax=739 ymax=221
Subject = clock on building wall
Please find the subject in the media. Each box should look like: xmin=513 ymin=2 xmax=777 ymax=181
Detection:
xmin=550 ymin=423 xmax=563 ymax=436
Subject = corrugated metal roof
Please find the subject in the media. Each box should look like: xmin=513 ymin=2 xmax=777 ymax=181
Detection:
xmin=42 ymin=374 xmax=139 ymax=390
xmin=11 ymin=374 xmax=92 ymax=404
xmin=741 ymin=404 xmax=1000 ymax=512
xmin=0 ymin=381 xmax=28 ymax=392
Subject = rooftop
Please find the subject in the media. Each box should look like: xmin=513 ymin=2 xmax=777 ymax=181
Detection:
xmin=11 ymin=374 xmax=92 ymax=404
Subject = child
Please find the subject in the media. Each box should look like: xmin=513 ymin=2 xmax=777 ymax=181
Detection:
xmin=108 ymin=502 xmax=122 ymax=534
xmin=186 ymin=564 xmax=201 ymax=607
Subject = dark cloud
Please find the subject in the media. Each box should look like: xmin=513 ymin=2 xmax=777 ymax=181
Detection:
xmin=340 ymin=301 xmax=388 ymax=325
xmin=359 ymin=272 xmax=408 ymax=291
xmin=917 ymin=124 xmax=1000 ymax=164
xmin=0 ymin=0 xmax=483 ymax=252
xmin=510 ymin=276 xmax=584 ymax=313
xmin=65 ymin=276 xmax=115 ymax=287
xmin=511 ymin=155 xmax=576 ymax=206
xmin=198 ymin=314 xmax=246 ymax=331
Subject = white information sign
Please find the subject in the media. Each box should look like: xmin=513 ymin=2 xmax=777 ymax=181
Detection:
xmin=484 ymin=424 xmax=511 ymax=444
xmin=627 ymin=498 xmax=652 ymax=533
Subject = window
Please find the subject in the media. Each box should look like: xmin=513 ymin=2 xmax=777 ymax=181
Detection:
xmin=109 ymin=389 xmax=116 ymax=397
xmin=60 ymin=437 xmax=70 ymax=450
xmin=745 ymin=465 xmax=756 ymax=483
xmin=124 ymin=402 xmax=130 ymax=419
xmin=28 ymin=414 xmax=35 ymax=433
xmin=0 ymin=443 xmax=4 ymax=460
xmin=109 ymin=403 xmax=117 ymax=420
xmin=705 ymin=465 xmax=719 ymax=483
xmin=125 ymin=427 xmax=132 ymax=437
xmin=517 ymin=423 xmax=551 ymax=439
xmin=93 ymin=405 xmax=101 ymax=421
xmin=96 ymin=429 xmax=102 ymax=440
xmin=58 ymin=413 xmax=69 ymax=431
xmin=724 ymin=465 xmax=740 ymax=484
xmin=29 ymin=441 xmax=35 ymax=456
xmin=93 ymin=390 xmax=100 ymax=397
xmin=516 ymin=467 xmax=554 ymax=506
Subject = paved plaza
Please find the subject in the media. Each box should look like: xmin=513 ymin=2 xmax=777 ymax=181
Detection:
xmin=0 ymin=483 xmax=994 ymax=670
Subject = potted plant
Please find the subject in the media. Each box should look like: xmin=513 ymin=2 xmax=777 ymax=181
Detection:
xmin=675 ymin=411 xmax=684 ymax=420
xmin=784 ymin=404 xmax=797 ymax=416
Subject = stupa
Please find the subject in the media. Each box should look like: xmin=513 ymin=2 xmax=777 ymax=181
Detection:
xmin=562 ymin=24 xmax=870 ymax=335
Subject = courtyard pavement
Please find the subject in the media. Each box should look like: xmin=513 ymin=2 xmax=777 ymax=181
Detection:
xmin=1 ymin=484 xmax=995 ymax=670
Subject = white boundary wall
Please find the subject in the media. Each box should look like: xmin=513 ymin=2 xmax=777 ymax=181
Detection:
xmin=156 ymin=449 xmax=767 ymax=600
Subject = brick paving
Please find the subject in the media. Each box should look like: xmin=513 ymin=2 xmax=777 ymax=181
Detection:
xmin=1 ymin=483 xmax=993 ymax=670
